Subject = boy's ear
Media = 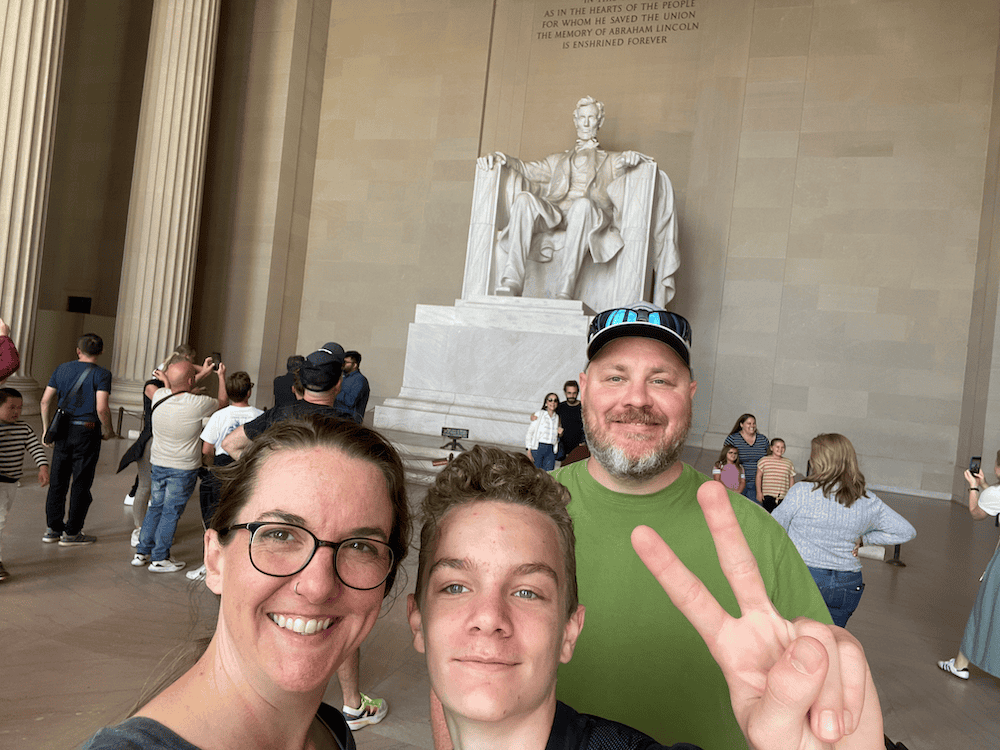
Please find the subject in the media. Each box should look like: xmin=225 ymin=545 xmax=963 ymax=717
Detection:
xmin=406 ymin=594 xmax=426 ymax=654
xmin=560 ymin=604 xmax=586 ymax=664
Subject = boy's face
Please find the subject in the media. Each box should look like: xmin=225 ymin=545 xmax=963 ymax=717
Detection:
xmin=408 ymin=501 xmax=584 ymax=727
xmin=0 ymin=397 xmax=22 ymax=424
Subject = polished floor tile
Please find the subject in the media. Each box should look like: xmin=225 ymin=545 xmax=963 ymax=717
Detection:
xmin=1 ymin=438 xmax=996 ymax=748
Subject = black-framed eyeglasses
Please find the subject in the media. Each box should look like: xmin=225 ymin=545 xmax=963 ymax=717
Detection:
xmin=219 ymin=522 xmax=394 ymax=591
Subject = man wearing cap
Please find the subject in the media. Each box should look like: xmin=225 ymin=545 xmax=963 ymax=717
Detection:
xmin=552 ymin=303 xmax=832 ymax=749
xmin=222 ymin=344 xmax=346 ymax=460
xmin=219 ymin=343 xmax=391 ymax=733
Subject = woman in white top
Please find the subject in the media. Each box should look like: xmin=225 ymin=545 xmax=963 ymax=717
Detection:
xmin=938 ymin=451 xmax=1000 ymax=680
xmin=525 ymin=392 xmax=562 ymax=471
xmin=773 ymin=433 xmax=916 ymax=628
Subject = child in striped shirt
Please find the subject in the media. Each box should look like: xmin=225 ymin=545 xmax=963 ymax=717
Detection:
xmin=0 ymin=387 xmax=50 ymax=581
xmin=756 ymin=437 xmax=795 ymax=513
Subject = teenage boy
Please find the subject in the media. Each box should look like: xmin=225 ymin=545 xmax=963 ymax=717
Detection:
xmin=412 ymin=447 xmax=882 ymax=750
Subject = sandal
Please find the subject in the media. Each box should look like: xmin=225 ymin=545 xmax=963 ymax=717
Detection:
xmin=342 ymin=692 xmax=388 ymax=730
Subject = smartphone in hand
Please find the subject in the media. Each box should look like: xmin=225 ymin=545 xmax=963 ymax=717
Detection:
xmin=970 ymin=456 xmax=982 ymax=474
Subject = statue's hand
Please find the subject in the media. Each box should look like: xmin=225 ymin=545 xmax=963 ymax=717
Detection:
xmin=617 ymin=150 xmax=650 ymax=170
xmin=477 ymin=152 xmax=508 ymax=171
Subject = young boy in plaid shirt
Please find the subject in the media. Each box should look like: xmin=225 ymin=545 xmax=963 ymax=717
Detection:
xmin=0 ymin=387 xmax=50 ymax=580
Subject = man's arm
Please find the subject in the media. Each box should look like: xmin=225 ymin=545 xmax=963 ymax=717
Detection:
xmin=39 ymin=385 xmax=57 ymax=443
xmin=215 ymin=363 xmax=229 ymax=409
xmin=96 ymin=390 xmax=114 ymax=440
xmin=193 ymin=357 xmax=215 ymax=383
xmin=0 ymin=318 xmax=19 ymax=381
xmin=337 ymin=373 xmax=362 ymax=414
xmin=221 ymin=424 xmax=249 ymax=460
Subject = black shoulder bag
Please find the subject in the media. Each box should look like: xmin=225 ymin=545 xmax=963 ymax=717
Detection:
xmin=44 ymin=365 xmax=94 ymax=444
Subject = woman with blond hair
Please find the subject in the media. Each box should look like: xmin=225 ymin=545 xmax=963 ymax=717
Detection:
xmin=773 ymin=433 xmax=916 ymax=627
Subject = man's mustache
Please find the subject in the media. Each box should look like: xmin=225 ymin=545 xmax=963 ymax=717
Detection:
xmin=607 ymin=408 xmax=665 ymax=426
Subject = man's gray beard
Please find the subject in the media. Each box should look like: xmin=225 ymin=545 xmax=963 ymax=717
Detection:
xmin=584 ymin=411 xmax=690 ymax=482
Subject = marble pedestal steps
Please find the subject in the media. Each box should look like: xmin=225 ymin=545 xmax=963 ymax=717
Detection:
xmin=374 ymin=296 xmax=594 ymax=471
xmin=378 ymin=428 xmax=518 ymax=485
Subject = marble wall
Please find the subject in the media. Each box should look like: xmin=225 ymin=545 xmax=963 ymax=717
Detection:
xmin=294 ymin=0 xmax=999 ymax=496
xmin=30 ymin=0 xmax=1000 ymax=497
xmin=294 ymin=2 xmax=494 ymax=402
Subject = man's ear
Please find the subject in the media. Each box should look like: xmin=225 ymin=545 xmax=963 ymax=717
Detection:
xmin=204 ymin=529 xmax=224 ymax=596
xmin=407 ymin=593 xmax=426 ymax=654
xmin=577 ymin=370 xmax=588 ymax=401
xmin=559 ymin=604 xmax=586 ymax=664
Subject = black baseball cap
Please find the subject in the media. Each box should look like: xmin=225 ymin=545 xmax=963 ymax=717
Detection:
xmin=299 ymin=342 xmax=345 ymax=392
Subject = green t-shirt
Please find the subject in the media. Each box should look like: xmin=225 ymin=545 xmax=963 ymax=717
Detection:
xmin=554 ymin=461 xmax=831 ymax=750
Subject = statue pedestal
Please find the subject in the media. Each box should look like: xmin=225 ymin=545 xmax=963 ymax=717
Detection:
xmin=374 ymin=296 xmax=593 ymax=448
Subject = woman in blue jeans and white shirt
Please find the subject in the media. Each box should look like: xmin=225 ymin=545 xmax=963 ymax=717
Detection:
xmin=525 ymin=392 xmax=562 ymax=470
xmin=773 ymin=433 xmax=916 ymax=627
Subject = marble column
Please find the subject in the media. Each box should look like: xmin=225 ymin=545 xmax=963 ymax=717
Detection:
xmin=0 ymin=0 xmax=68 ymax=412
xmin=111 ymin=0 xmax=221 ymax=409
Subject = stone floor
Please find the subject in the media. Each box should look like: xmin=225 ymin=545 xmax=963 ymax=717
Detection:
xmin=1 ymin=437 xmax=997 ymax=749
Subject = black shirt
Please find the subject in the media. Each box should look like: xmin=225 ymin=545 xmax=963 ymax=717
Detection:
xmin=546 ymin=702 xmax=702 ymax=750
xmin=556 ymin=401 xmax=584 ymax=450
xmin=242 ymin=400 xmax=341 ymax=440
xmin=272 ymin=372 xmax=297 ymax=409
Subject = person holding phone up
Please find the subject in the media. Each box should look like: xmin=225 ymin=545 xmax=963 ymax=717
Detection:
xmin=938 ymin=451 xmax=1000 ymax=680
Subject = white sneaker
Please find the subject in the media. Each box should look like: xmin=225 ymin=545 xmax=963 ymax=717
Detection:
xmin=148 ymin=557 xmax=186 ymax=573
xmin=124 ymin=493 xmax=135 ymax=506
xmin=130 ymin=528 xmax=141 ymax=547
xmin=131 ymin=553 xmax=150 ymax=567
xmin=938 ymin=658 xmax=970 ymax=680
xmin=185 ymin=563 xmax=207 ymax=581
xmin=343 ymin=693 xmax=388 ymax=731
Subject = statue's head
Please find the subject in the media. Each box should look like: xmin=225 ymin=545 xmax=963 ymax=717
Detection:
xmin=574 ymin=96 xmax=604 ymax=141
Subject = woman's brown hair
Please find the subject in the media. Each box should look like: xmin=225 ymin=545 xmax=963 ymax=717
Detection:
xmin=805 ymin=433 xmax=867 ymax=507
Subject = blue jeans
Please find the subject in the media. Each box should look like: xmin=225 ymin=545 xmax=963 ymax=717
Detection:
xmin=532 ymin=443 xmax=557 ymax=471
xmin=808 ymin=567 xmax=865 ymax=628
xmin=138 ymin=465 xmax=199 ymax=561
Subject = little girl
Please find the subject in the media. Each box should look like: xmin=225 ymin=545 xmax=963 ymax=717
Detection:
xmin=712 ymin=445 xmax=745 ymax=493
xmin=756 ymin=437 xmax=795 ymax=513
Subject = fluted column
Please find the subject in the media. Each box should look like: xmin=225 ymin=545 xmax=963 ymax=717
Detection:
xmin=111 ymin=0 xmax=220 ymax=408
xmin=0 ymin=0 xmax=68 ymax=413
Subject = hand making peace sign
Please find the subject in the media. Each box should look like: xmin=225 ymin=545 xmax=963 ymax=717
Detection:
xmin=631 ymin=480 xmax=883 ymax=750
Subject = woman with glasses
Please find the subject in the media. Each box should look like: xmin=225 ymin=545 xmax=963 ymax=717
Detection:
xmin=526 ymin=392 xmax=563 ymax=470
xmin=83 ymin=414 xmax=411 ymax=750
